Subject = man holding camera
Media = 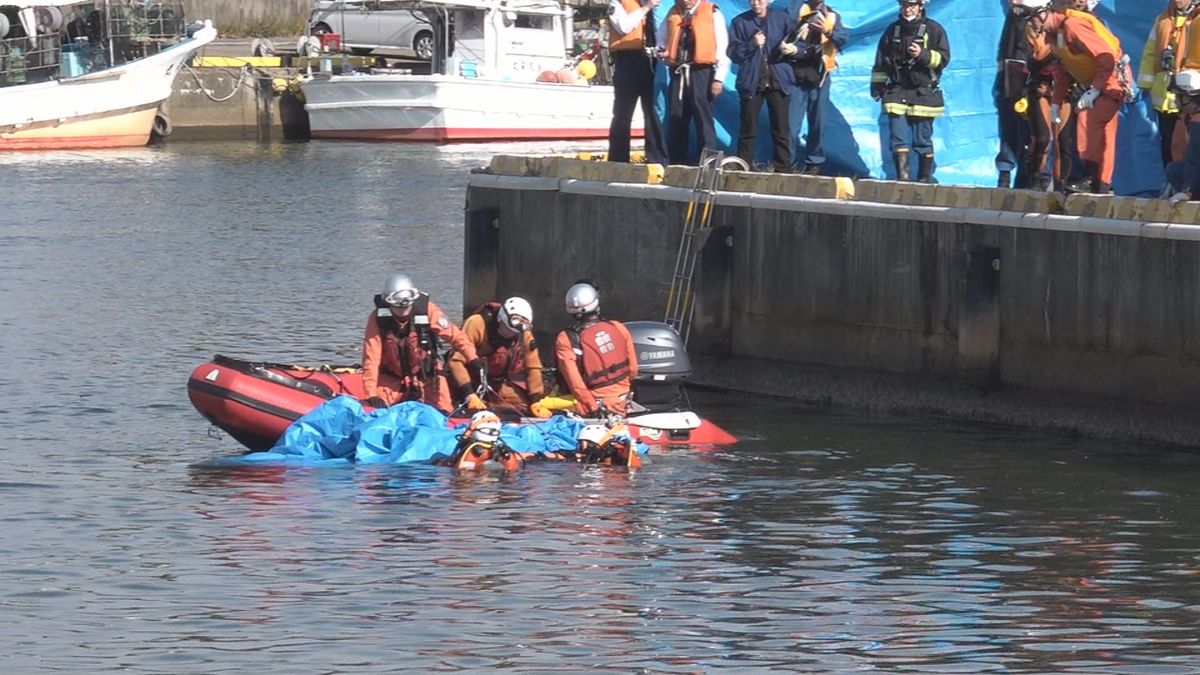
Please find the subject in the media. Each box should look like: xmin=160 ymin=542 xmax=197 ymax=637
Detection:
xmin=1138 ymin=0 xmax=1193 ymax=168
xmin=870 ymin=0 xmax=950 ymax=183
xmin=607 ymin=0 xmax=669 ymax=165
xmin=782 ymin=0 xmax=846 ymax=175
xmin=727 ymin=0 xmax=794 ymax=172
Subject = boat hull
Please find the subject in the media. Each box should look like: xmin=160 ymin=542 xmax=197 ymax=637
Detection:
xmin=302 ymin=74 xmax=644 ymax=143
xmin=188 ymin=356 xmax=735 ymax=451
xmin=0 ymin=23 xmax=218 ymax=150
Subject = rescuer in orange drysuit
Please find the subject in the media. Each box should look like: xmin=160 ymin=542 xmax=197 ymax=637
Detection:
xmin=1033 ymin=0 xmax=1132 ymax=194
xmin=446 ymin=296 xmax=548 ymax=417
xmin=553 ymin=282 xmax=639 ymax=416
xmin=361 ymin=274 xmax=481 ymax=413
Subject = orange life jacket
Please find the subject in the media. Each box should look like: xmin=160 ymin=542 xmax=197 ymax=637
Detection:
xmin=610 ymin=0 xmax=648 ymax=52
xmin=376 ymin=294 xmax=441 ymax=381
xmin=1053 ymin=9 xmax=1122 ymax=88
xmin=472 ymin=302 xmax=529 ymax=388
xmin=665 ymin=2 xmax=717 ymax=67
xmin=567 ymin=319 xmax=633 ymax=389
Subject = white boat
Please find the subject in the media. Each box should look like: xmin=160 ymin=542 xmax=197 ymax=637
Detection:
xmin=0 ymin=1 xmax=216 ymax=150
xmin=300 ymin=0 xmax=643 ymax=142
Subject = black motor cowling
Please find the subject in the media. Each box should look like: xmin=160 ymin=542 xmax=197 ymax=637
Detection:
xmin=626 ymin=320 xmax=691 ymax=412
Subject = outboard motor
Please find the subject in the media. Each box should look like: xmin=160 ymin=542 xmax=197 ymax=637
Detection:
xmin=626 ymin=320 xmax=691 ymax=412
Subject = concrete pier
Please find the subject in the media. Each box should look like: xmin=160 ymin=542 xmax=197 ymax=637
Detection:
xmin=465 ymin=157 xmax=1200 ymax=447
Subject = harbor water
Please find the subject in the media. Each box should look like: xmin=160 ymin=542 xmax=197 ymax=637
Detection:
xmin=2 ymin=141 xmax=1199 ymax=672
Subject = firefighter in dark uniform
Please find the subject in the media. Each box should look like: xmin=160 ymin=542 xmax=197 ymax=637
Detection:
xmin=870 ymin=0 xmax=950 ymax=183
xmin=607 ymin=0 xmax=669 ymax=164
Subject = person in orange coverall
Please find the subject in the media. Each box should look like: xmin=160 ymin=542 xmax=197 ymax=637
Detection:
xmin=1032 ymin=0 xmax=1131 ymax=194
xmin=553 ymin=282 xmax=639 ymax=416
xmin=361 ymin=274 xmax=481 ymax=413
xmin=446 ymin=297 xmax=548 ymax=417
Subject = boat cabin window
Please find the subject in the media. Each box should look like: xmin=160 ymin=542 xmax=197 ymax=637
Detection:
xmin=512 ymin=14 xmax=551 ymax=31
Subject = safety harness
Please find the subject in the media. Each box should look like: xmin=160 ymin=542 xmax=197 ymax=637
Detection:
xmin=374 ymin=293 xmax=440 ymax=380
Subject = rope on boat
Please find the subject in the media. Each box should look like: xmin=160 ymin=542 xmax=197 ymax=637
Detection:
xmin=181 ymin=62 xmax=252 ymax=103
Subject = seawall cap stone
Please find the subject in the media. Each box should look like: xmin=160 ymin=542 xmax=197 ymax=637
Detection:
xmin=1169 ymin=201 xmax=1200 ymax=224
xmin=489 ymin=155 xmax=530 ymax=176
xmin=1063 ymin=193 xmax=1114 ymax=218
xmin=990 ymin=188 xmax=1063 ymax=214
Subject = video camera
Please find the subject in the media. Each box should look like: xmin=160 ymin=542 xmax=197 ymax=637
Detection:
xmin=890 ymin=32 xmax=921 ymax=67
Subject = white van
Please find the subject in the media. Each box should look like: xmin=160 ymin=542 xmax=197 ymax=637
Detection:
xmin=308 ymin=1 xmax=434 ymax=60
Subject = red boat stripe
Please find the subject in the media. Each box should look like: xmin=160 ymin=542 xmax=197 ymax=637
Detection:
xmin=188 ymin=377 xmax=302 ymax=423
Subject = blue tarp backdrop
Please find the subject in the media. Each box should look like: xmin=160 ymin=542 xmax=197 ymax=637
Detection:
xmin=652 ymin=0 xmax=1161 ymax=194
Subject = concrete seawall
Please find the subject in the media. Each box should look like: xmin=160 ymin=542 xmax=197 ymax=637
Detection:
xmin=464 ymin=159 xmax=1200 ymax=447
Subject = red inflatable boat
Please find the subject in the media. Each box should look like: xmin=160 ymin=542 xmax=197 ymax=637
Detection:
xmin=188 ymin=354 xmax=737 ymax=452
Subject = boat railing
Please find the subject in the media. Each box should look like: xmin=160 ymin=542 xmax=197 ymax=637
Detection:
xmin=0 ymin=2 xmax=186 ymax=88
xmin=105 ymin=1 xmax=187 ymax=66
xmin=0 ymin=33 xmax=59 ymax=86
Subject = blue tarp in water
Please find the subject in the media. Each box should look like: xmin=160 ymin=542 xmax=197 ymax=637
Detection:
xmin=655 ymin=0 xmax=1161 ymax=195
xmin=218 ymin=397 xmax=645 ymax=467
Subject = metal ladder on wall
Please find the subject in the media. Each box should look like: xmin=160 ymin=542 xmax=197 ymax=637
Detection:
xmin=663 ymin=149 xmax=748 ymax=345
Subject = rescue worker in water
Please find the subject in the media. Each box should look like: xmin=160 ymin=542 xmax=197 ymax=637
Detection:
xmin=553 ymin=282 xmax=639 ymax=416
xmin=446 ymin=296 xmax=549 ymax=418
xmin=361 ymin=274 xmax=483 ymax=413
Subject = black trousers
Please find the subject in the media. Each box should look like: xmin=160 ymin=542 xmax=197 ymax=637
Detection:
xmin=608 ymin=50 xmax=668 ymax=165
xmin=667 ymin=65 xmax=716 ymax=165
xmin=737 ymin=87 xmax=791 ymax=171
xmin=1158 ymin=109 xmax=1180 ymax=166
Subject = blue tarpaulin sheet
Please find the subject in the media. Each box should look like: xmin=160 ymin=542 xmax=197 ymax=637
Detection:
xmin=653 ymin=0 xmax=1160 ymax=194
xmin=218 ymin=397 xmax=646 ymax=467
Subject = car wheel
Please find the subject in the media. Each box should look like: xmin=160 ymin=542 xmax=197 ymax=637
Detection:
xmin=414 ymin=31 xmax=433 ymax=61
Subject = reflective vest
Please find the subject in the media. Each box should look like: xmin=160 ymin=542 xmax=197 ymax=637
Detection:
xmin=795 ymin=3 xmax=839 ymax=72
xmin=610 ymin=0 xmax=648 ymax=52
xmin=665 ymin=2 xmax=717 ymax=67
xmin=1054 ymin=9 xmax=1122 ymax=88
xmin=1138 ymin=10 xmax=1187 ymax=112
xmin=376 ymin=294 xmax=440 ymax=381
xmin=472 ymin=303 xmax=529 ymax=388
xmin=567 ymin=320 xmax=633 ymax=389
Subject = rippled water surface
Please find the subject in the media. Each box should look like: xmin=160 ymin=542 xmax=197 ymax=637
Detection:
xmin=3 ymin=141 xmax=1199 ymax=672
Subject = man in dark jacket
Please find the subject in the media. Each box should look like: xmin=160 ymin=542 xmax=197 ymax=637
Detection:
xmin=727 ymin=0 xmax=795 ymax=172
xmin=995 ymin=0 xmax=1034 ymax=188
xmin=870 ymin=0 xmax=951 ymax=183
xmin=783 ymin=0 xmax=847 ymax=174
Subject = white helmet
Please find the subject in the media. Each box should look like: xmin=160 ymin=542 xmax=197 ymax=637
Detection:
xmin=381 ymin=274 xmax=419 ymax=308
xmin=1012 ymin=0 xmax=1050 ymax=10
xmin=496 ymin=296 xmax=533 ymax=335
xmin=465 ymin=410 xmax=502 ymax=444
xmin=576 ymin=424 xmax=608 ymax=447
xmin=1176 ymin=69 xmax=1200 ymax=94
xmin=564 ymin=282 xmax=599 ymax=318
xmin=576 ymin=423 xmax=632 ymax=455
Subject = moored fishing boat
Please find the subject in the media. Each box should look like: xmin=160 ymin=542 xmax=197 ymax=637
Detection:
xmin=299 ymin=0 xmax=644 ymax=142
xmin=0 ymin=1 xmax=216 ymax=150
